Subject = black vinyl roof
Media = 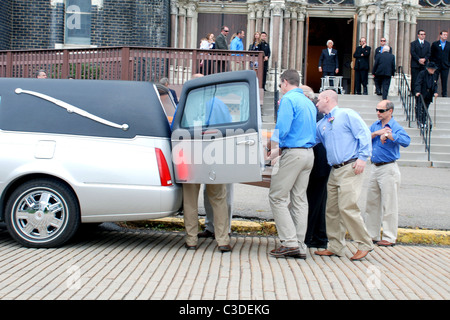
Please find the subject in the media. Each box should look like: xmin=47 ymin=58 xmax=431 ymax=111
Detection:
xmin=0 ymin=78 xmax=171 ymax=139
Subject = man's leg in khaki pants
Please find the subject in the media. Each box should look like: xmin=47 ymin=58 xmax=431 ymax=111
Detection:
xmin=336 ymin=165 xmax=374 ymax=252
xmin=205 ymin=184 xmax=229 ymax=246
xmin=182 ymin=184 xmax=201 ymax=247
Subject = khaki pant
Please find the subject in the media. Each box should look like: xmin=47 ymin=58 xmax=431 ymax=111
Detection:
xmin=326 ymin=164 xmax=374 ymax=256
xmin=269 ymin=148 xmax=314 ymax=250
xmin=365 ymin=162 xmax=401 ymax=243
xmin=182 ymin=183 xmax=229 ymax=247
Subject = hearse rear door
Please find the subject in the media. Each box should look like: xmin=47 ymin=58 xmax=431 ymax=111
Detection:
xmin=170 ymin=70 xmax=263 ymax=184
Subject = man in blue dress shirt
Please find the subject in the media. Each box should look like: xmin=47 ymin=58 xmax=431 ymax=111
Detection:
xmin=315 ymin=90 xmax=374 ymax=261
xmin=365 ymin=100 xmax=410 ymax=247
xmin=266 ymin=69 xmax=317 ymax=259
xmin=230 ymin=30 xmax=245 ymax=71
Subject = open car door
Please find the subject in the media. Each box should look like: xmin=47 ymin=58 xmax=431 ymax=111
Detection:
xmin=171 ymin=70 xmax=264 ymax=184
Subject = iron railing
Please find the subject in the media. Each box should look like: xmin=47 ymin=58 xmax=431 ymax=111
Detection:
xmin=397 ymin=66 xmax=432 ymax=160
xmin=0 ymin=46 xmax=264 ymax=87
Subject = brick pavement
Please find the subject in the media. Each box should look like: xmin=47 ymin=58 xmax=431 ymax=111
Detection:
xmin=0 ymin=227 xmax=448 ymax=301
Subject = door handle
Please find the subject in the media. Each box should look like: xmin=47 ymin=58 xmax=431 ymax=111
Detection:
xmin=236 ymin=139 xmax=255 ymax=146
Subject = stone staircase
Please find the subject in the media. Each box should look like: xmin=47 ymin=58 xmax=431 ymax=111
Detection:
xmin=261 ymin=92 xmax=450 ymax=168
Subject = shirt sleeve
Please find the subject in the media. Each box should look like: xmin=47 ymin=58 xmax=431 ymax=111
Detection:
xmin=348 ymin=111 xmax=372 ymax=161
xmin=271 ymin=98 xmax=294 ymax=144
xmin=392 ymin=124 xmax=411 ymax=148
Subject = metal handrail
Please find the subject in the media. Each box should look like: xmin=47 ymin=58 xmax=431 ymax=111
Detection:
xmin=397 ymin=66 xmax=432 ymax=161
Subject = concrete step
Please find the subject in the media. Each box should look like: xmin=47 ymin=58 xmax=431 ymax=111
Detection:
xmin=398 ymin=159 xmax=431 ymax=167
xmin=431 ymin=160 xmax=450 ymax=168
xmin=430 ymin=152 xmax=450 ymax=162
xmin=429 ymin=144 xmax=450 ymax=153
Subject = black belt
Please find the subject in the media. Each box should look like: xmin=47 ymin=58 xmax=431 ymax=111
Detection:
xmin=373 ymin=161 xmax=395 ymax=167
xmin=332 ymin=158 xmax=357 ymax=169
xmin=281 ymin=147 xmax=311 ymax=151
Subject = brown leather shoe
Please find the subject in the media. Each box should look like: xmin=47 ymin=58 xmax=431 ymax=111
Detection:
xmin=377 ymin=240 xmax=395 ymax=247
xmin=314 ymin=249 xmax=337 ymax=257
xmin=198 ymin=229 xmax=215 ymax=239
xmin=218 ymin=245 xmax=232 ymax=252
xmin=350 ymin=250 xmax=371 ymax=261
xmin=270 ymin=246 xmax=301 ymax=258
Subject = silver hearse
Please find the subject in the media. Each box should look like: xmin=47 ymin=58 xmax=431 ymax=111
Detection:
xmin=0 ymin=71 xmax=263 ymax=248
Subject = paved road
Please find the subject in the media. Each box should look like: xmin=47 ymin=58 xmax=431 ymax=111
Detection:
xmin=0 ymin=225 xmax=448 ymax=303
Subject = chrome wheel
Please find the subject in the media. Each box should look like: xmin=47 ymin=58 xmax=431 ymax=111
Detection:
xmin=5 ymin=179 xmax=80 ymax=247
xmin=13 ymin=189 xmax=67 ymax=240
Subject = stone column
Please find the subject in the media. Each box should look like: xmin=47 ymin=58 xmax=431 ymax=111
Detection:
xmin=256 ymin=5 xmax=263 ymax=33
xmin=248 ymin=4 xmax=256 ymax=49
xmin=289 ymin=8 xmax=298 ymax=71
xmin=185 ymin=3 xmax=196 ymax=49
xmin=170 ymin=0 xmax=178 ymax=48
xmin=270 ymin=2 xmax=284 ymax=70
xmin=387 ymin=5 xmax=399 ymax=56
xmin=397 ymin=10 xmax=405 ymax=69
xmin=282 ymin=9 xmax=290 ymax=70
xmin=296 ymin=8 xmax=306 ymax=76
xmin=263 ymin=6 xmax=270 ymax=35
xmin=177 ymin=6 xmax=186 ymax=48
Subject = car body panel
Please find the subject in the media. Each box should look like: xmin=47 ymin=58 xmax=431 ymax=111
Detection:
xmin=0 ymin=78 xmax=181 ymax=222
xmin=171 ymin=70 xmax=264 ymax=184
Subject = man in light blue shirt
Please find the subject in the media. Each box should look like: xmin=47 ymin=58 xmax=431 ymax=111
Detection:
xmin=365 ymin=100 xmax=410 ymax=247
xmin=266 ymin=69 xmax=316 ymax=259
xmin=314 ymin=90 xmax=374 ymax=261
xmin=230 ymin=30 xmax=245 ymax=70
xmin=230 ymin=30 xmax=245 ymax=52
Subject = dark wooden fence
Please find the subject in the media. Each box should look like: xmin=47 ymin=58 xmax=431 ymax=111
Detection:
xmin=0 ymin=46 xmax=264 ymax=87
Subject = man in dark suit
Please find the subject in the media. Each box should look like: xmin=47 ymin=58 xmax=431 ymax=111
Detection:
xmin=374 ymin=37 xmax=392 ymax=59
xmin=410 ymin=30 xmax=431 ymax=94
xmin=260 ymin=31 xmax=271 ymax=91
xmin=319 ymin=40 xmax=339 ymax=87
xmin=353 ymin=37 xmax=371 ymax=95
xmin=415 ymin=62 xmax=439 ymax=125
xmin=215 ymin=26 xmax=229 ymax=72
xmin=430 ymin=30 xmax=450 ymax=97
xmin=372 ymin=46 xmax=396 ymax=100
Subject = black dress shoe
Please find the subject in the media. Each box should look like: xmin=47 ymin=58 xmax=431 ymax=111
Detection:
xmin=198 ymin=229 xmax=215 ymax=239
xmin=306 ymin=241 xmax=328 ymax=249
xmin=218 ymin=245 xmax=232 ymax=252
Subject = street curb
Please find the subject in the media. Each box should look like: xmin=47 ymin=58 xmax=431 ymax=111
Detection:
xmin=127 ymin=217 xmax=450 ymax=246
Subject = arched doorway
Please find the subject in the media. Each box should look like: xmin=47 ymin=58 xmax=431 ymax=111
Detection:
xmin=305 ymin=17 xmax=355 ymax=93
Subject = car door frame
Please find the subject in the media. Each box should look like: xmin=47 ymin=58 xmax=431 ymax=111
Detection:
xmin=170 ymin=70 xmax=263 ymax=184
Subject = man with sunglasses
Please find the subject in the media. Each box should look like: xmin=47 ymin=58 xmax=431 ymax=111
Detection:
xmin=215 ymin=26 xmax=230 ymax=72
xmin=374 ymin=37 xmax=392 ymax=59
xmin=365 ymin=100 xmax=410 ymax=247
xmin=372 ymin=46 xmax=395 ymax=99
xmin=410 ymin=30 xmax=431 ymax=94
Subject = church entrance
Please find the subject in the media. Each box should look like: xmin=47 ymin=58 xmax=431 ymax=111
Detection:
xmin=305 ymin=17 xmax=356 ymax=93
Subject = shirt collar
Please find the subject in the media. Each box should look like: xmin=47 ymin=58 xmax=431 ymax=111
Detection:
xmin=325 ymin=106 xmax=339 ymax=119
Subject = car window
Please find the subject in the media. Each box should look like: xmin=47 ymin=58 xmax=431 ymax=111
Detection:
xmin=181 ymin=82 xmax=249 ymax=128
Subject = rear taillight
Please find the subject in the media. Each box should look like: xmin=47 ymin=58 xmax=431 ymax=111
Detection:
xmin=155 ymin=148 xmax=173 ymax=186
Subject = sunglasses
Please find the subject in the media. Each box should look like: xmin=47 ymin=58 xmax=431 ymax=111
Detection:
xmin=376 ymin=108 xmax=389 ymax=113
xmin=380 ymin=40 xmax=386 ymax=42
